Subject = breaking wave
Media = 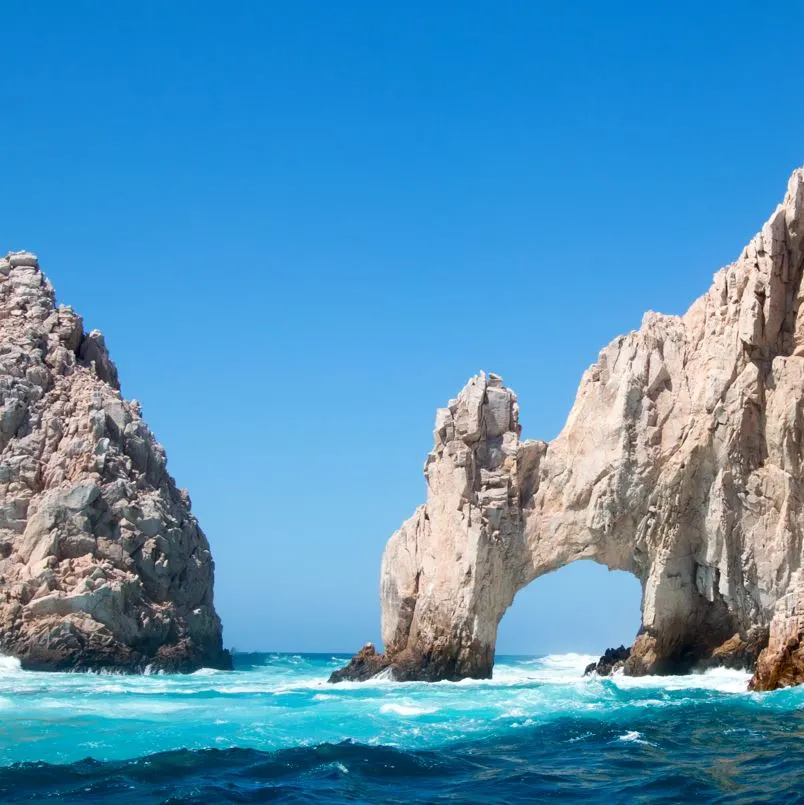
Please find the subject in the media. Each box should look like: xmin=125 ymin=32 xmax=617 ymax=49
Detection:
xmin=0 ymin=655 xmax=21 ymax=675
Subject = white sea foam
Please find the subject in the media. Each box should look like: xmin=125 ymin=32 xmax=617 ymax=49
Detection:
xmin=379 ymin=702 xmax=437 ymax=716
xmin=491 ymin=653 xmax=597 ymax=685
xmin=612 ymin=666 xmax=751 ymax=694
xmin=371 ymin=667 xmax=396 ymax=682
xmin=0 ymin=651 xmax=784 ymax=767
xmin=538 ymin=652 xmax=598 ymax=670
xmin=327 ymin=675 xmax=396 ymax=690
xmin=616 ymin=730 xmax=657 ymax=746
xmin=0 ymin=655 xmax=21 ymax=675
xmin=495 ymin=707 xmax=525 ymax=719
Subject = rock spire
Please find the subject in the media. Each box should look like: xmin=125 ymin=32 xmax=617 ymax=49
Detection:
xmin=0 ymin=252 xmax=230 ymax=672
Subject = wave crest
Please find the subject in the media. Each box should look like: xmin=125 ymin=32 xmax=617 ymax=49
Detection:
xmin=0 ymin=655 xmax=21 ymax=675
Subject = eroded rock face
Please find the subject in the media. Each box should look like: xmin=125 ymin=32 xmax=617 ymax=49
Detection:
xmin=0 ymin=252 xmax=230 ymax=672
xmin=335 ymin=168 xmax=804 ymax=690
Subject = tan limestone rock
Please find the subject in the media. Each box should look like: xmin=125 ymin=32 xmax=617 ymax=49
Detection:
xmin=335 ymin=168 xmax=804 ymax=690
xmin=0 ymin=252 xmax=229 ymax=672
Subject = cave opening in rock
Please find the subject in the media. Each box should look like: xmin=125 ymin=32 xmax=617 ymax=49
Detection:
xmin=495 ymin=560 xmax=642 ymax=658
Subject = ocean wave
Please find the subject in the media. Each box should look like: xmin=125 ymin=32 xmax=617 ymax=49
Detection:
xmin=2 ymin=651 xmax=802 ymax=774
xmin=379 ymin=702 xmax=438 ymax=716
xmin=534 ymin=652 xmax=599 ymax=669
xmin=611 ymin=666 xmax=752 ymax=694
xmin=616 ymin=729 xmax=656 ymax=746
xmin=190 ymin=666 xmax=226 ymax=676
xmin=2 ymin=721 xmax=804 ymax=805
xmin=0 ymin=655 xmax=21 ymax=675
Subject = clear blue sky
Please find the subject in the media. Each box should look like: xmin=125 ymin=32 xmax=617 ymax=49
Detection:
xmin=1 ymin=1 xmax=803 ymax=654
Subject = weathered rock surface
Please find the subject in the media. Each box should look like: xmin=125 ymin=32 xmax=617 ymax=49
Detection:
xmin=0 ymin=252 xmax=230 ymax=672
xmin=335 ymin=168 xmax=804 ymax=690
xmin=750 ymin=571 xmax=804 ymax=689
xmin=328 ymin=643 xmax=390 ymax=683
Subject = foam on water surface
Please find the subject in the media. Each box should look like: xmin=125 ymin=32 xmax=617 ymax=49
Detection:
xmin=1 ymin=652 xmax=803 ymax=803
xmin=0 ymin=651 xmax=795 ymax=768
xmin=0 ymin=655 xmax=21 ymax=675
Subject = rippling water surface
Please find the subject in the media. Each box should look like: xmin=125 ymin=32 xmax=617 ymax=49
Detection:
xmin=1 ymin=651 xmax=803 ymax=803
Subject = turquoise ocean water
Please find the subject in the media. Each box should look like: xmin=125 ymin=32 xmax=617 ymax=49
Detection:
xmin=1 ymin=651 xmax=802 ymax=803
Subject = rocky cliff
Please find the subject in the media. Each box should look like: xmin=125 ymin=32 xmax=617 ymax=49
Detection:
xmin=334 ymin=168 xmax=804 ymax=690
xmin=0 ymin=252 xmax=230 ymax=672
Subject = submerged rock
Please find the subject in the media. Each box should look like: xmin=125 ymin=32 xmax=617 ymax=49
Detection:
xmin=0 ymin=252 xmax=230 ymax=672
xmin=334 ymin=168 xmax=804 ymax=691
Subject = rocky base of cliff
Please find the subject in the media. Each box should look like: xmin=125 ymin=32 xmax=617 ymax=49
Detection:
xmin=329 ymin=642 xmax=495 ymax=683
xmin=750 ymin=572 xmax=804 ymax=690
xmin=751 ymin=635 xmax=804 ymax=690
xmin=334 ymin=627 xmax=777 ymax=686
xmin=621 ymin=627 xmax=770 ymax=677
xmin=6 ymin=626 xmax=232 ymax=674
xmin=328 ymin=644 xmax=390 ymax=682
xmin=706 ymin=629 xmax=769 ymax=672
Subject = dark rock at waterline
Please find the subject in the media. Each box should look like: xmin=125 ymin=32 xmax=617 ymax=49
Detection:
xmin=328 ymin=643 xmax=391 ymax=683
xmin=329 ymin=642 xmax=495 ymax=683
xmin=584 ymin=645 xmax=631 ymax=677
xmin=586 ymin=628 xmax=770 ymax=679
xmin=703 ymin=627 xmax=769 ymax=673
xmin=15 ymin=630 xmax=232 ymax=674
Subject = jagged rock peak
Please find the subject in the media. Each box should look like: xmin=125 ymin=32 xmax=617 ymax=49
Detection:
xmin=333 ymin=167 xmax=804 ymax=690
xmin=0 ymin=251 xmax=230 ymax=672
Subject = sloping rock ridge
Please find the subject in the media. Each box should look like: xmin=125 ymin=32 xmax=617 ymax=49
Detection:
xmin=333 ymin=168 xmax=804 ymax=690
xmin=0 ymin=252 xmax=230 ymax=672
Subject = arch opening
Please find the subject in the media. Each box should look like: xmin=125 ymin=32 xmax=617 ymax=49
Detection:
xmin=495 ymin=560 xmax=642 ymax=659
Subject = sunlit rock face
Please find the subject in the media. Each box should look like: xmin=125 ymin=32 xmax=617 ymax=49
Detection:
xmin=335 ymin=168 xmax=804 ymax=690
xmin=0 ymin=252 xmax=230 ymax=672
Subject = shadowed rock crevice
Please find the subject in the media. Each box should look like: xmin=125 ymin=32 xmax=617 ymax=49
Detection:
xmin=333 ymin=168 xmax=804 ymax=691
xmin=0 ymin=251 xmax=230 ymax=673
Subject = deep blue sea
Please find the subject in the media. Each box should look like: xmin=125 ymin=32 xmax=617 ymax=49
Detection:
xmin=1 ymin=651 xmax=803 ymax=803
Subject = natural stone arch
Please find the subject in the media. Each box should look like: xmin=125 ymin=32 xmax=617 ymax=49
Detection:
xmin=333 ymin=170 xmax=804 ymax=690
xmin=379 ymin=370 xmax=745 ymax=681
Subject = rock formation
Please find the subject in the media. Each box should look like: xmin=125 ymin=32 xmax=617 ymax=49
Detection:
xmin=328 ymin=643 xmax=390 ymax=683
xmin=334 ymin=168 xmax=804 ymax=691
xmin=0 ymin=252 xmax=230 ymax=672
xmin=584 ymin=645 xmax=631 ymax=677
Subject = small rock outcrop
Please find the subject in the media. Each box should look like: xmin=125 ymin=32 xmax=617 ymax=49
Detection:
xmin=0 ymin=252 xmax=230 ymax=672
xmin=328 ymin=643 xmax=390 ymax=683
xmin=334 ymin=168 xmax=804 ymax=691
xmin=584 ymin=645 xmax=631 ymax=677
